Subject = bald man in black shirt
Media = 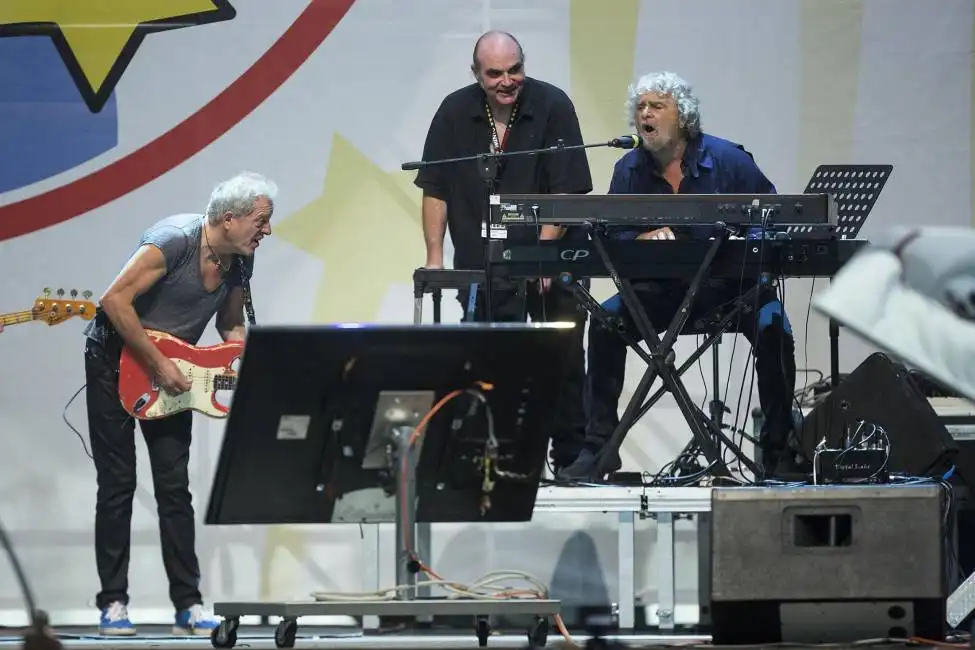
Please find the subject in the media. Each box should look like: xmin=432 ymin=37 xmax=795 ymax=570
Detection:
xmin=414 ymin=31 xmax=593 ymax=472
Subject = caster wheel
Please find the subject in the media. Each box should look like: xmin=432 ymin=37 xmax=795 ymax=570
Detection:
xmin=528 ymin=616 xmax=549 ymax=647
xmin=274 ymin=617 xmax=298 ymax=648
xmin=210 ymin=617 xmax=239 ymax=649
xmin=475 ymin=616 xmax=491 ymax=647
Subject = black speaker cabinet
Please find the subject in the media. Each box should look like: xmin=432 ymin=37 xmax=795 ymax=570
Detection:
xmin=710 ymin=484 xmax=946 ymax=644
xmin=798 ymin=352 xmax=959 ymax=477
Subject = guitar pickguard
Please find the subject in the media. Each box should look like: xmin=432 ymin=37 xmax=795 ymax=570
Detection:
xmin=139 ymin=358 xmax=232 ymax=419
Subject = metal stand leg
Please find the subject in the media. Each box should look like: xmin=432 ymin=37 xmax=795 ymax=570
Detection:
xmin=413 ymin=299 xmax=423 ymax=324
xmin=362 ymin=524 xmax=381 ymax=630
xmin=415 ymin=523 xmax=433 ymax=623
xmin=617 ymin=512 xmax=635 ymax=630
xmin=466 ymin=284 xmax=479 ymax=321
xmin=413 ymin=281 xmax=425 ymax=325
xmin=432 ymin=289 xmax=442 ymax=324
xmin=708 ymin=335 xmax=727 ymax=458
xmin=829 ymin=319 xmax=841 ymax=388
xmin=655 ymin=513 xmax=676 ymax=630
xmin=696 ymin=512 xmax=712 ymax=629
xmin=392 ymin=426 xmax=418 ymax=600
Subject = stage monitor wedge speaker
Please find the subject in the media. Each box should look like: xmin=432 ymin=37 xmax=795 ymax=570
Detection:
xmin=797 ymin=352 xmax=959 ymax=478
xmin=710 ymin=484 xmax=946 ymax=644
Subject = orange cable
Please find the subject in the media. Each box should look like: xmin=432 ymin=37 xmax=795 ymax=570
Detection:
xmin=396 ymin=384 xmax=576 ymax=645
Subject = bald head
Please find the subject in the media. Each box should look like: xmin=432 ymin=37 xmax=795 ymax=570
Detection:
xmin=472 ymin=31 xmax=524 ymax=73
xmin=471 ymin=31 xmax=526 ymax=110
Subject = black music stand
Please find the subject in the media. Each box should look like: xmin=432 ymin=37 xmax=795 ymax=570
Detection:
xmin=579 ymin=164 xmax=891 ymax=483
xmin=799 ymin=164 xmax=892 ymax=388
xmin=204 ymin=323 xmax=574 ymax=648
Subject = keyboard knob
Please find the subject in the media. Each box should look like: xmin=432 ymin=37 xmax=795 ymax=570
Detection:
xmin=558 ymin=272 xmax=573 ymax=286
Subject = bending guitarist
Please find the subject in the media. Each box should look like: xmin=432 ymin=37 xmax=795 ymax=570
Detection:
xmin=557 ymin=71 xmax=799 ymax=482
xmin=81 ymin=171 xmax=276 ymax=637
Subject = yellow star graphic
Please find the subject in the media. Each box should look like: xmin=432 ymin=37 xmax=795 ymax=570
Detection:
xmin=274 ymin=134 xmax=423 ymax=323
xmin=0 ymin=0 xmax=235 ymax=113
xmin=569 ymin=0 xmax=640 ymax=195
xmin=569 ymin=0 xmax=639 ymax=304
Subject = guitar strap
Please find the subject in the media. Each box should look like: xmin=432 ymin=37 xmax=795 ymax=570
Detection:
xmin=237 ymin=257 xmax=257 ymax=326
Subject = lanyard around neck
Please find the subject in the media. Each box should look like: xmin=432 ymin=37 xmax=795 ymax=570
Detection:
xmin=485 ymin=101 xmax=518 ymax=154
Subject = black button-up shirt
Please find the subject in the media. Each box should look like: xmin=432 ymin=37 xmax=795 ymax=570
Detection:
xmin=414 ymin=77 xmax=593 ymax=269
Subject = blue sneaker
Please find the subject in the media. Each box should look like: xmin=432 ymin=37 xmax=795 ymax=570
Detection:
xmin=99 ymin=601 xmax=137 ymax=636
xmin=173 ymin=604 xmax=221 ymax=636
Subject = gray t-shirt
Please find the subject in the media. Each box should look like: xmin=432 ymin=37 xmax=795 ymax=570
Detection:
xmin=85 ymin=213 xmax=254 ymax=346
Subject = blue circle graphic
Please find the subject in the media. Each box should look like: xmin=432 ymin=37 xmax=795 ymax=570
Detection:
xmin=0 ymin=36 xmax=118 ymax=195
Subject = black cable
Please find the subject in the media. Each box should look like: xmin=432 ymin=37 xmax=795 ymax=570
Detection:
xmin=738 ymin=240 xmax=770 ymax=479
xmin=801 ymin=277 xmax=818 ymax=442
xmin=0 ymin=515 xmax=37 ymax=625
xmin=718 ymin=229 xmax=752 ymax=416
xmin=790 ymin=272 xmax=832 ymax=466
xmin=729 ymin=225 xmax=766 ymax=449
xmin=695 ymin=334 xmax=708 ymax=411
xmin=803 ymin=277 xmax=815 ymax=379
xmin=694 ymin=224 xmax=755 ymax=483
xmin=0 ymin=513 xmax=61 ymax=649
xmin=62 ymin=384 xmax=93 ymax=460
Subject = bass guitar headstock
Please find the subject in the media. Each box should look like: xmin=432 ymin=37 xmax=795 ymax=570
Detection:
xmin=33 ymin=288 xmax=96 ymax=326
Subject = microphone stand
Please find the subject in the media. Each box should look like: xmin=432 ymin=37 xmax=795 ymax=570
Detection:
xmin=401 ymin=137 xmax=635 ymax=320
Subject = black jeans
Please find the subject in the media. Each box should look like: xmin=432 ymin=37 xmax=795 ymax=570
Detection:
xmin=459 ymin=278 xmax=588 ymax=468
xmin=84 ymin=336 xmax=202 ymax=611
xmin=585 ymin=279 xmax=797 ymax=457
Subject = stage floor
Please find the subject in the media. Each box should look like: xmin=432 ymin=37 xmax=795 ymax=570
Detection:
xmin=0 ymin=625 xmax=963 ymax=650
xmin=0 ymin=625 xmax=709 ymax=649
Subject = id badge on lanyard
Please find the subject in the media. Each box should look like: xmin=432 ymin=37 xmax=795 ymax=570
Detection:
xmin=481 ymin=101 xmax=518 ymax=241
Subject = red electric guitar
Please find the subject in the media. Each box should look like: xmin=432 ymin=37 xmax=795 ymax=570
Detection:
xmin=118 ymin=329 xmax=243 ymax=420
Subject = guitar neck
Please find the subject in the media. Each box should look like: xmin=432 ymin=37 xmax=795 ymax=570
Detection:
xmin=0 ymin=310 xmax=34 ymax=327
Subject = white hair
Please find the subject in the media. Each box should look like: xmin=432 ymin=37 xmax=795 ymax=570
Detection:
xmin=626 ymin=71 xmax=702 ymax=139
xmin=205 ymin=171 xmax=278 ymax=225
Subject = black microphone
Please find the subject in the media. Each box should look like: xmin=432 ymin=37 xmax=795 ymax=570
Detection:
xmin=607 ymin=134 xmax=641 ymax=149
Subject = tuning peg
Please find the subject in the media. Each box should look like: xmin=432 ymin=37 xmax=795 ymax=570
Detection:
xmin=70 ymin=289 xmax=78 ymax=297
xmin=83 ymin=290 xmax=93 ymax=299
xmin=43 ymin=287 xmax=51 ymax=297
xmin=56 ymin=288 xmax=64 ymax=297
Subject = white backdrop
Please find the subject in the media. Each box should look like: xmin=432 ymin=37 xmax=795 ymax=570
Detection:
xmin=0 ymin=0 xmax=971 ymax=627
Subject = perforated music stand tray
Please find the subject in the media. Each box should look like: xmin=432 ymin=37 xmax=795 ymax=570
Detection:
xmin=787 ymin=164 xmax=893 ymax=240
xmin=204 ymin=323 xmax=573 ymax=640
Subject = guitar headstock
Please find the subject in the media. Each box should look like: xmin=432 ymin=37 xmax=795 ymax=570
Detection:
xmin=33 ymin=288 xmax=96 ymax=326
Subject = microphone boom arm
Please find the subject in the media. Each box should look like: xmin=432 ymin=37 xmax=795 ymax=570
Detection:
xmin=400 ymin=135 xmax=640 ymax=171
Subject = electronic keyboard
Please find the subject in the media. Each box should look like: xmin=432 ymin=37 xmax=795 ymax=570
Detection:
xmin=490 ymin=192 xmax=837 ymax=229
xmin=488 ymin=237 xmax=868 ymax=280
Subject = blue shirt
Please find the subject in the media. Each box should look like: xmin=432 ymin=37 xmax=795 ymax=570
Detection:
xmin=607 ymin=133 xmax=776 ymax=240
